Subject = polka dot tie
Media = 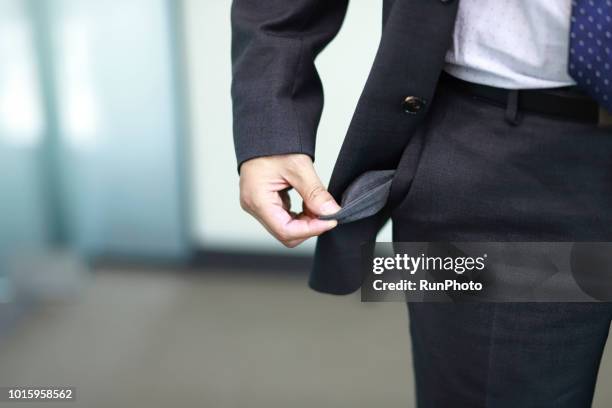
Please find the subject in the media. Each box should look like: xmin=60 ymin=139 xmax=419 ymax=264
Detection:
xmin=568 ymin=0 xmax=612 ymax=112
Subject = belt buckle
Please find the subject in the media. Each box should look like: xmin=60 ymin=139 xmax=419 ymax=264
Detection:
xmin=598 ymin=108 xmax=612 ymax=128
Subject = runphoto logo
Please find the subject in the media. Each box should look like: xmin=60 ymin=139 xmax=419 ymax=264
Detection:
xmin=372 ymin=253 xmax=487 ymax=275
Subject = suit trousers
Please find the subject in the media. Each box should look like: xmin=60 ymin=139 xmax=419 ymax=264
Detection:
xmin=391 ymin=84 xmax=612 ymax=407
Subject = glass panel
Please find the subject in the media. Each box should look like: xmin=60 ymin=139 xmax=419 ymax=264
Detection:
xmin=47 ymin=0 xmax=186 ymax=258
xmin=0 ymin=0 xmax=48 ymax=254
xmin=0 ymin=0 xmax=48 ymax=303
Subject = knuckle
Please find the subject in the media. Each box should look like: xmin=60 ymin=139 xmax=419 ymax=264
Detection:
xmin=282 ymin=240 xmax=301 ymax=249
xmin=276 ymin=230 xmax=291 ymax=242
xmin=250 ymin=200 xmax=264 ymax=213
xmin=239 ymin=194 xmax=252 ymax=211
xmin=240 ymin=192 xmax=264 ymax=214
xmin=307 ymin=184 xmax=326 ymax=202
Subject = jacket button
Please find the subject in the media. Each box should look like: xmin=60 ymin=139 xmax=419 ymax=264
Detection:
xmin=402 ymin=96 xmax=426 ymax=114
xmin=440 ymin=0 xmax=454 ymax=3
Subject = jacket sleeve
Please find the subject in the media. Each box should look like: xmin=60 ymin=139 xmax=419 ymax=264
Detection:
xmin=231 ymin=0 xmax=349 ymax=170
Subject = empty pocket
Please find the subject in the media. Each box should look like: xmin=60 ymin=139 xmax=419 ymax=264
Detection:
xmin=319 ymin=170 xmax=396 ymax=224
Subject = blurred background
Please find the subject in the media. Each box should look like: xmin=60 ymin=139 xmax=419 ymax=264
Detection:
xmin=0 ymin=1 xmax=611 ymax=407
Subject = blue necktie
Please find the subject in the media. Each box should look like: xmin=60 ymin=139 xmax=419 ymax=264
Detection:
xmin=568 ymin=0 xmax=612 ymax=112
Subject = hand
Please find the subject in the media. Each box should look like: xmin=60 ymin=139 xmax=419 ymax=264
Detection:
xmin=239 ymin=154 xmax=341 ymax=248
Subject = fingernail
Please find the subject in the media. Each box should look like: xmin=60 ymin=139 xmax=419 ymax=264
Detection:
xmin=320 ymin=200 xmax=341 ymax=216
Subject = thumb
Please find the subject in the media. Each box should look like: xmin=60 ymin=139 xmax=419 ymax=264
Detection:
xmin=286 ymin=162 xmax=341 ymax=217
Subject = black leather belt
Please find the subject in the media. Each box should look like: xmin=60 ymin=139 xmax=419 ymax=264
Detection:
xmin=440 ymin=71 xmax=600 ymax=124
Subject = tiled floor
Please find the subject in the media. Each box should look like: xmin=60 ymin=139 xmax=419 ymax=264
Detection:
xmin=0 ymin=268 xmax=611 ymax=408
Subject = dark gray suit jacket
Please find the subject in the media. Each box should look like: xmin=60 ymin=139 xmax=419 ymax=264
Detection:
xmin=231 ymin=0 xmax=459 ymax=294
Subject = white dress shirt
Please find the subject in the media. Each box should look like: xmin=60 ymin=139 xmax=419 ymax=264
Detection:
xmin=445 ymin=0 xmax=576 ymax=89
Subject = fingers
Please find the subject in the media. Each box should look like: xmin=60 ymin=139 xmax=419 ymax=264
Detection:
xmin=255 ymin=196 xmax=337 ymax=248
xmin=239 ymin=154 xmax=341 ymax=248
xmin=283 ymin=156 xmax=341 ymax=217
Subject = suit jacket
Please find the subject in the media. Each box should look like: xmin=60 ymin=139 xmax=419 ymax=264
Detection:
xmin=231 ymin=0 xmax=459 ymax=294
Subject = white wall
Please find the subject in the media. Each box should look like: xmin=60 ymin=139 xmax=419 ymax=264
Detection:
xmin=183 ymin=0 xmax=392 ymax=253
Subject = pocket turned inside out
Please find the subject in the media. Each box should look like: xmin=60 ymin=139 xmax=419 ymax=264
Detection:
xmin=319 ymin=170 xmax=396 ymax=224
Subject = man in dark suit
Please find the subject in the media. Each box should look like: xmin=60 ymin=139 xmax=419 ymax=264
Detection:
xmin=231 ymin=0 xmax=612 ymax=406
